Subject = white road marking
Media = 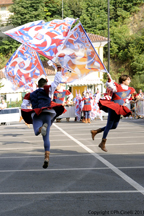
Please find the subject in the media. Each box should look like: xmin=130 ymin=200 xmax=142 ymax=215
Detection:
xmin=0 ymin=166 xmax=144 ymax=173
xmin=0 ymin=190 xmax=141 ymax=195
xmin=53 ymin=123 xmax=144 ymax=196
xmin=46 ymin=136 xmax=144 ymax=140
xmin=0 ymin=142 xmax=143 ymax=150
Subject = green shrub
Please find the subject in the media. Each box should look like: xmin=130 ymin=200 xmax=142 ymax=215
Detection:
xmin=7 ymin=100 xmax=22 ymax=108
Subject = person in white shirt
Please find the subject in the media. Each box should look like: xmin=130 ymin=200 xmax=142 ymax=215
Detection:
xmin=0 ymin=99 xmax=7 ymax=110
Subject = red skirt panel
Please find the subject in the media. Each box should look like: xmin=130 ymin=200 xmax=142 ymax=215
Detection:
xmin=82 ymin=104 xmax=92 ymax=111
xmin=21 ymin=101 xmax=66 ymax=124
xmin=99 ymin=99 xmax=131 ymax=117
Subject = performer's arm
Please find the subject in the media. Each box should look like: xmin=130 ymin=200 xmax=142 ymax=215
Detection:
xmin=125 ymin=94 xmax=131 ymax=104
xmin=49 ymin=70 xmax=62 ymax=98
xmin=65 ymin=90 xmax=71 ymax=96
xmin=21 ymin=93 xmax=31 ymax=109
xmin=67 ymin=92 xmax=73 ymax=101
xmin=106 ymin=73 xmax=117 ymax=92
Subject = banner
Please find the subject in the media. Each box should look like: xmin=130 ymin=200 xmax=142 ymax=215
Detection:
xmin=4 ymin=18 xmax=77 ymax=60
xmin=56 ymin=22 xmax=108 ymax=83
xmin=3 ymin=44 xmax=46 ymax=90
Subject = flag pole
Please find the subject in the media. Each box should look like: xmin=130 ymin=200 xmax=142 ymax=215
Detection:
xmin=62 ymin=0 xmax=63 ymax=19
xmin=108 ymin=0 xmax=110 ymax=73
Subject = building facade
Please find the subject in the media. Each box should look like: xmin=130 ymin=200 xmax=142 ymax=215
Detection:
xmin=0 ymin=0 xmax=13 ymax=24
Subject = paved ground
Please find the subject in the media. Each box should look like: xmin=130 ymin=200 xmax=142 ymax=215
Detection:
xmin=0 ymin=117 xmax=144 ymax=216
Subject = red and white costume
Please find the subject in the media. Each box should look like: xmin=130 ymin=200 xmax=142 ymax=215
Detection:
xmin=53 ymin=89 xmax=71 ymax=104
xmin=82 ymin=96 xmax=92 ymax=111
xmin=99 ymin=76 xmax=135 ymax=116
xmin=21 ymin=72 xmax=65 ymax=124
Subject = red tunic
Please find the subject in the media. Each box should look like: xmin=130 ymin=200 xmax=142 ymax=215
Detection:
xmin=82 ymin=97 xmax=92 ymax=111
xmin=21 ymin=85 xmax=66 ymax=124
xmin=53 ymin=89 xmax=71 ymax=104
xmin=99 ymin=82 xmax=135 ymax=117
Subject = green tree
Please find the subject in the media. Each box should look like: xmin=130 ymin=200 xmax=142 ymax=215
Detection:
xmin=130 ymin=74 xmax=144 ymax=92
xmin=109 ymin=22 xmax=130 ymax=59
xmin=1 ymin=0 xmax=144 ymax=84
xmin=0 ymin=81 xmax=4 ymax=89
xmin=67 ymin=0 xmax=83 ymax=18
xmin=0 ymin=37 xmax=20 ymax=69
xmin=80 ymin=0 xmax=108 ymax=35
xmin=110 ymin=0 xmax=143 ymax=22
xmin=44 ymin=0 xmax=76 ymax=21
xmin=44 ymin=0 xmax=62 ymax=21
xmin=8 ymin=0 xmax=45 ymax=27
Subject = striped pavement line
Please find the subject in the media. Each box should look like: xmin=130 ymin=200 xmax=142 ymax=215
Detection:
xmin=53 ymin=123 xmax=144 ymax=196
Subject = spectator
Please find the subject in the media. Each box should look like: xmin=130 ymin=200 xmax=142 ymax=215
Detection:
xmin=127 ymin=93 xmax=137 ymax=119
xmin=81 ymin=91 xmax=92 ymax=123
xmin=0 ymin=99 xmax=7 ymax=110
xmin=94 ymin=89 xmax=101 ymax=101
xmin=136 ymin=89 xmax=144 ymax=100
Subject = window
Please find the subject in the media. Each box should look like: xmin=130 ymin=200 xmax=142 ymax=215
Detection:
xmin=1 ymin=6 xmax=6 ymax=11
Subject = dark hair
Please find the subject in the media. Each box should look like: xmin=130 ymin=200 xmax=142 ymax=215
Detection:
xmin=38 ymin=78 xmax=47 ymax=87
xmin=119 ymin=75 xmax=130 ymax=84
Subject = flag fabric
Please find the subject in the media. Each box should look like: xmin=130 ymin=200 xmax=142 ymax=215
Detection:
xmin=3 ymin=44 xmax=46 ymax=90
xmin=91 ymin=96 xmax=103 ymax=121
xmin=4 ymin=18 xmax=77 ymax=61
xmin=73 ymin=90 xmax=82 ymax=121
xmin=56 ymin=22 xmax=108 ymax=83
xmin=3 ymin=18 xmax=107 ymax=89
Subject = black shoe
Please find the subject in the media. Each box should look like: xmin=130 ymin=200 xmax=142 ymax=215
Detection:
xmin=43 ymin=160 xmax=49 ymax=169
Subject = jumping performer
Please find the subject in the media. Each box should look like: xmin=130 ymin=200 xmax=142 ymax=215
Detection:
xmin=21 ymin=65 xmax=65 ymax=169
xmin=91 ymin=73 xmax=135 ymax=152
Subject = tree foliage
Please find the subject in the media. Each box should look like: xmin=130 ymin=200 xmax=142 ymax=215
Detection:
xmin=8 ymin=0 xmax=45 ymax=27
xmin=80 ymin=0 xmax=108 ymax=35
xmin=0 ymin=37 xmax=20 ymax=69
xmin=44 ymin=0 xmax=62 ymax=21
xmin=0 ymin=81 xmax=4 ymax=89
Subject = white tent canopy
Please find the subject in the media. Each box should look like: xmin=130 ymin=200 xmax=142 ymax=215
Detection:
xmin=67 ymin=72 xmax=103 ymax=86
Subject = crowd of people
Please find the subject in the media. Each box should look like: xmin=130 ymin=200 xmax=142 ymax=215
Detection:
xmin=64 ymin=87 xmax=144 ymax=122
xmin=73 ymin=89 xmax=105 ymax=123
xmin=127 ymin=89 xmax=144 ymax=119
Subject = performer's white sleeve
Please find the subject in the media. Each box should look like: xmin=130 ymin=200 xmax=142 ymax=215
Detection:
xmin=81 ymin=100 xmax=84 ymax=109
xmin=21 ymin=99 xmax=31 ymax=109
xmin=106 ymin=79 xmax=117 ymax=92
xmin=125 ymin=94 xmax=131 ymax=104
xmin=95 ymin=93 xmax=101 ymax=103
xmin=49 ymin=71 xmax=62 ymax=98
xmin=68 ymin=93 xmax=73 ymax=100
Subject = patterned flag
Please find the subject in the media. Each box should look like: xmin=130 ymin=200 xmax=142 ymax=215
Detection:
xmin=91 ymin=95 xmax=103 ymax=121
xmin=3 ymin=18 xmax=77 ymax=60
xmin=73 ymin=90 xmax=82 ymax=121
xmin=56 ymin=22 xmax=108 ymax=83
xmin=3 ymin=44 xmax=46 ymax=90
